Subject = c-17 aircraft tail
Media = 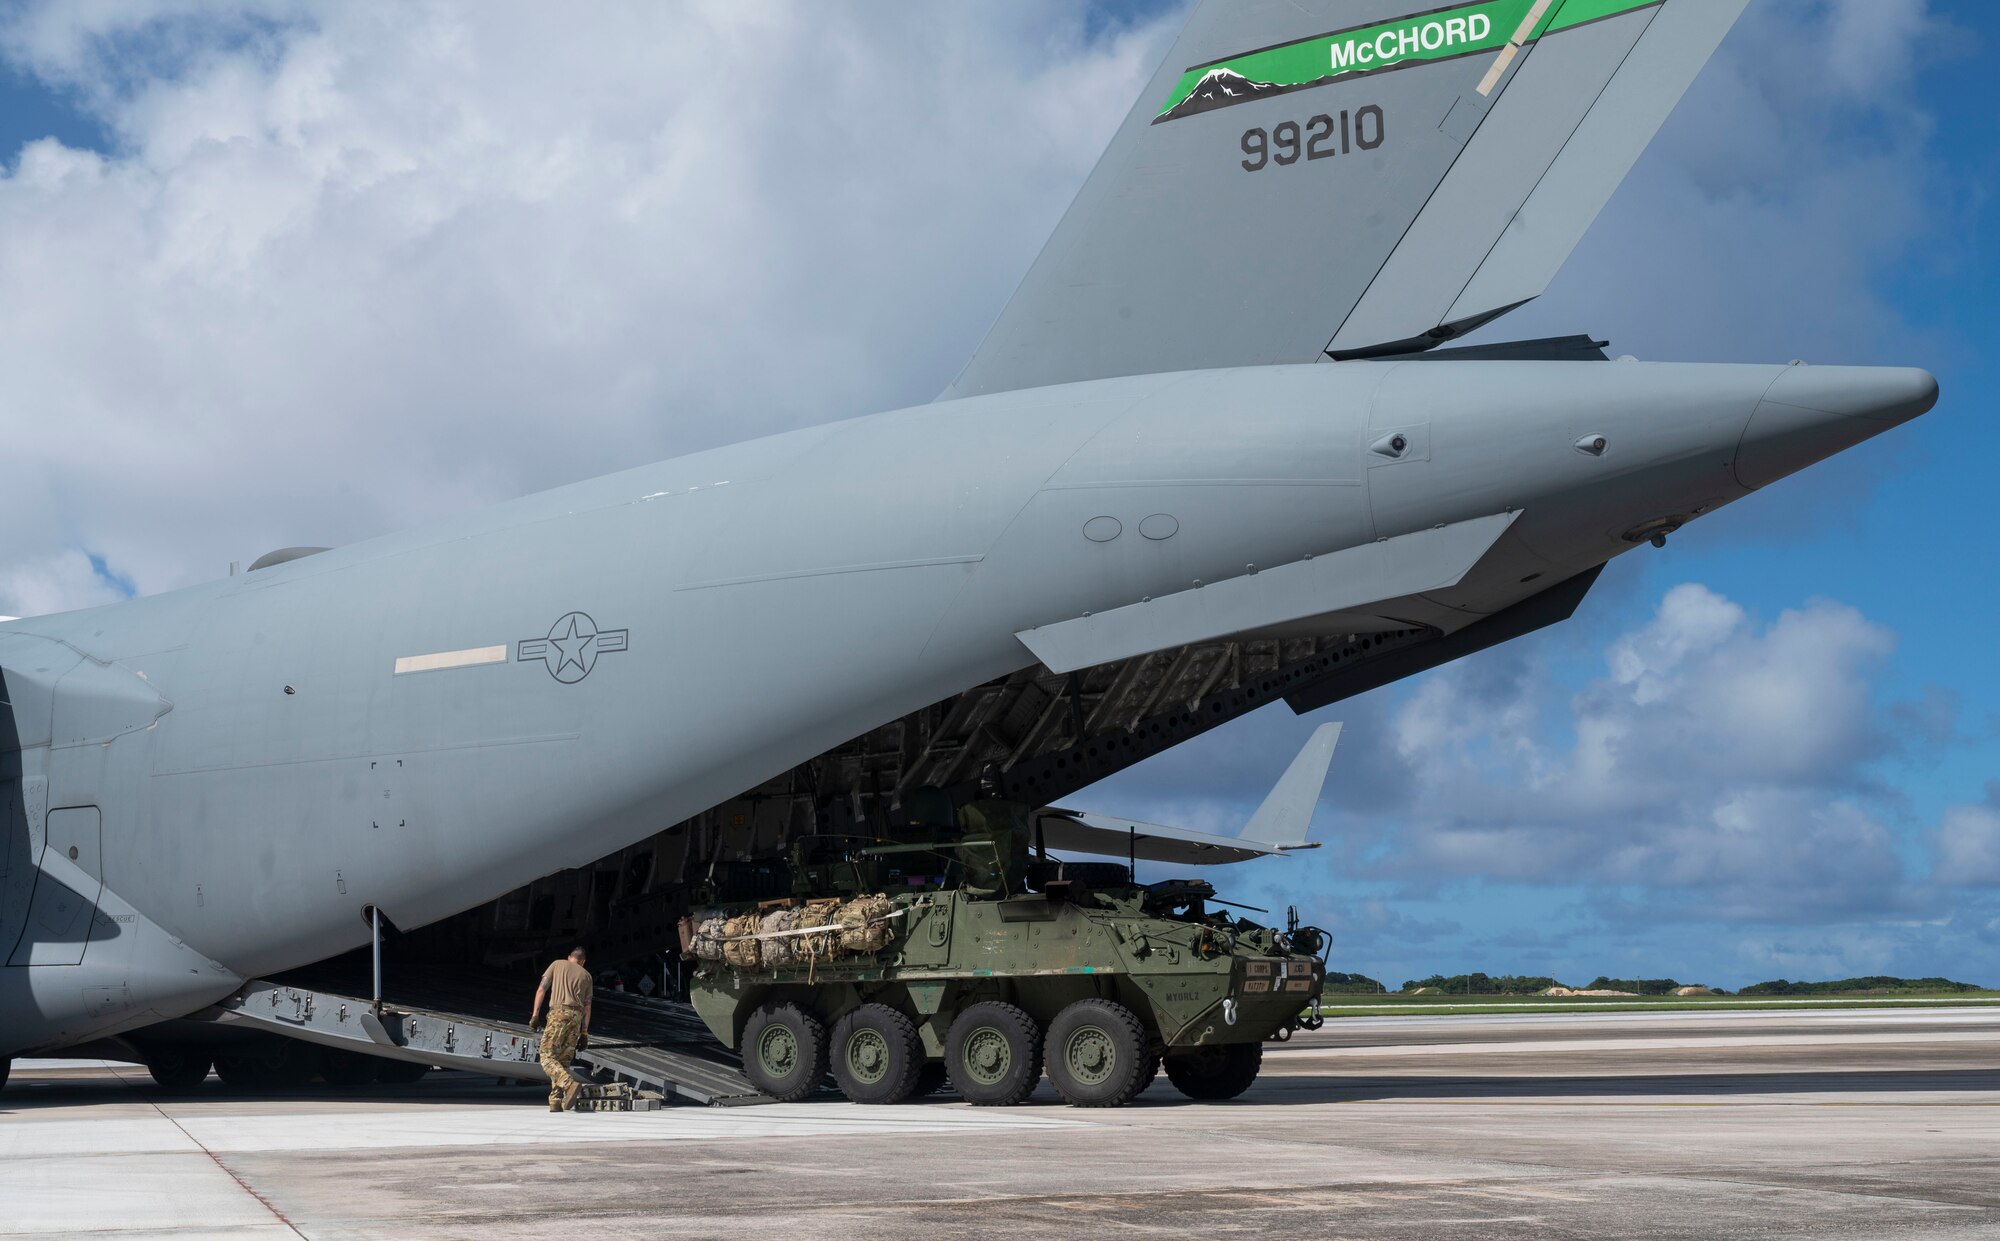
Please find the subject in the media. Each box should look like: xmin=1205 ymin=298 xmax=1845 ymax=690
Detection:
xmin=943 ymin=0 xmax=1748 ymax=400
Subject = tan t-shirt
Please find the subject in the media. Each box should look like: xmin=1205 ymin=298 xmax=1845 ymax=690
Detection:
xmin=541 ymin=958 xmax=593 ymax=1010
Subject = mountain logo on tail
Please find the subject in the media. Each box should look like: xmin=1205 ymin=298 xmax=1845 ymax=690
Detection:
xmin=1153 ymin=0 xmax=1664 ymax=124
xmin=1154 ymin=68 xmax=1286 ymax=121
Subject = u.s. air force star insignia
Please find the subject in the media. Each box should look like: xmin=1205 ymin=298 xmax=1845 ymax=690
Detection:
xmin=518 ymin=612 xmax=628 ymax=683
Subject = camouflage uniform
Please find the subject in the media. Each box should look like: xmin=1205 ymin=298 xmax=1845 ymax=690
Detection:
xmin=541 ymin=1003 xmax=584 ymax=1107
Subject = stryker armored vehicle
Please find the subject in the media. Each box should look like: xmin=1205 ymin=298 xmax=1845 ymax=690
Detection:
xmin=680 ymin=799 xmax=1327 ymax=1107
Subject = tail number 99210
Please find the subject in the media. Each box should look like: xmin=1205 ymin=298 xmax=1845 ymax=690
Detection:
xmin=1241 ymin=105 xmax=1385 ymax=172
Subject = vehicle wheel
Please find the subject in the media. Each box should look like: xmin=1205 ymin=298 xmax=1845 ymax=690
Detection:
xmin=1044 ymin=998 xmax=1149 ymax=1108
xmin=319 ymin=1049 xmax=380 ymax=1087
xmin=0 ymin=1058 xmax=10 ymax=1091
xmin=1164 ymin=1041 xmax=1262 ymax=1101
xmin=374 ymin=1058 xmax=431 ymax=1084
xmin=913 ymin=1060 xmax=951 ymax=1098
xmin=741 ymin=1001 xmax=827 ymax=1103
xmin=829 ymin=1003 xmax=922 ymax=1104
xmin=944 ymin=1001 xmax=1041 ymax=1106
xmin=145 ymin=1048 xmax=212 ymax=1093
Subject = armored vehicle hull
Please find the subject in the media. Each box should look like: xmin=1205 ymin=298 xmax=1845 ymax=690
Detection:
xmin=685 ymin=880 xmax=1324 ymax=1107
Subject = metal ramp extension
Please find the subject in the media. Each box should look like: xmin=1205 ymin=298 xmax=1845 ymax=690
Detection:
xmin=207 ymin=977 xmax=768 ymax=1106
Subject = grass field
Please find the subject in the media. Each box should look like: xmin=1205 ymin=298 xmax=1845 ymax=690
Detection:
xmin=1309 ymin=991 xmax=2000 ymax=1018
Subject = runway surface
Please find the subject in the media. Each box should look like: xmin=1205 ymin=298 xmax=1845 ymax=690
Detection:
xmin=4 ymin=1006 xmax=1995 ymax=1239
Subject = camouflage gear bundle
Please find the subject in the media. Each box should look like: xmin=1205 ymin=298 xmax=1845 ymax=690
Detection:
xmin=687 ymin=909 xmax=731 ymax=962
xmin=791 ymin=898 xmax=843 ymax=962
xmin=721 ymin=912 xmax=763 ymax=968
xmin=758 ymin=906 xmax=800 ymax=968
xmin=683 ymin=895 xmax=901 ymax=969
xmin=837 ymin=894 xmax=896 ymax=953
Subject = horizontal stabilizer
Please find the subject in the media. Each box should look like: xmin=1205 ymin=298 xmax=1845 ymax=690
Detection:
xmin=1035 ymin=810 xmax=1292 ymax=866
xmin=1017 ymin=511 xmax=1519 ymax=674
xmin=1035 ymin=722 xmax=1342 ymax=866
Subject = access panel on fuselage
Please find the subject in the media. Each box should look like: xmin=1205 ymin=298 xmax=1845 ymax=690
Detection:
xmin=6 ymin=805 xmax=102 ymax=967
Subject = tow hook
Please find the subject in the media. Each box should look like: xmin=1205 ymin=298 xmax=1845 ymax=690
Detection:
xmin=1222 ymin=998 xmax=1238 ymax=1026
xmin=1300 ymin=997 xmax=1324 ymax=1032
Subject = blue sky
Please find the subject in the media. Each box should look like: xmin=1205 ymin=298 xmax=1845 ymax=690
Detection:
xmin=0 ymin=1 xmax=1993 ymax=989
xmin=1078 ymin=0 xmax=2000 ymax=989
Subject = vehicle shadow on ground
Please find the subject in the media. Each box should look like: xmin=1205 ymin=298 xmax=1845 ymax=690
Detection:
xmin=1229 ymin=1068 xmax=2000 ymax=1103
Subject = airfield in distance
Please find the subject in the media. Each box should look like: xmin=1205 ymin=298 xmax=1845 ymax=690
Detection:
xmin=6 ymin=1004 xmax=1998 ymax=1240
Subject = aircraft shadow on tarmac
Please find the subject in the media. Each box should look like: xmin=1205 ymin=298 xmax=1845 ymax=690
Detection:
xmin=0 ymin=1070 xmax=553 ymax=1113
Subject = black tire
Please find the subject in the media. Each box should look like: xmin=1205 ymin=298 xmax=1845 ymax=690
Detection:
xmin=1044 ymin=998 xmax=1149 ymax=1108
xmin=829 ymin=1003 xmax=923 ymax=1104
xmin=374 ymin=1058 xmax=431 ymax=1084
xmin=319 ymin=1049 xmax=380 ymax=1087
xmin=944 ymin=1001 xmax=1041 ymax=1106
xmin=0 ymin=1058 xmax=10 ymax=1091
xmin=1164 ymin=1041 xmax=1263 ymax=1101
xmin=215 ymin=1040 xmax=318 ymax=1091
xmin=262 ymin=1039 xmax=321 ymax=1087
xmin=212 ymin=1051 xmax=264 ymax=1090
xmin=145 ymin=1048 xmax=212 ymax=1093
xmin=913 ymin=1060 xmax=951 ymax=1098
xmin=741 ymin=1001 xmax=827 ymax=1103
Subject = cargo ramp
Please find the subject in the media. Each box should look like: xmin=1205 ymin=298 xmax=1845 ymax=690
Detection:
xmin=200 ymin=964 xmax=767 ymax=1106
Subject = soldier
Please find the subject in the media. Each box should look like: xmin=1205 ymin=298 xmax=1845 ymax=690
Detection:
xmin=529 ymin=946 xmax=593 ymax=1111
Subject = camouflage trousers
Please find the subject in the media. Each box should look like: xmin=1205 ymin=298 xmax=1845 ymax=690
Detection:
xmin=541 ymin=1004 xmax=583 ymax=1105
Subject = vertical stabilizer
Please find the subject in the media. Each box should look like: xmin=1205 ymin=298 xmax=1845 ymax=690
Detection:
xmin=943 ymin=0 xmax=1746 ymax=399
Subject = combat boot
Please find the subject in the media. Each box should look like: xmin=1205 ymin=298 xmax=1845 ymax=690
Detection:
xmin=561 ymin=1080 xmax=584 ymax=1111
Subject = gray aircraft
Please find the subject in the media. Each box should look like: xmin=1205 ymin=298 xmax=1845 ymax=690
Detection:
xmin=0 ymin=0 xmax=1936 ymax=1083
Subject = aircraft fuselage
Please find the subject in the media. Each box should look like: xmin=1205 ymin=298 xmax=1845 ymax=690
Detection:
xmin=0 ymin=358 xmax=1932 ymax=1054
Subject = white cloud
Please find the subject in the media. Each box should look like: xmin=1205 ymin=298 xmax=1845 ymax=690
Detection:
xmin=0 ymin=550 xmax=132 ymax=618
xmin=1501 ymin=0 xmax=1949 ymax=369
xmin=1371 ymin=583 xmax=1916 ymax=922
xmin=0 ymin=1 xmax=1180 ymax=614
xmin=1605 ymin=582 xmax=1743 ymax=705
xmin=1731 ymin=927 xmax=1902 ymax=980
xmin=1935 ymin=785 xmax=2000 ymax=886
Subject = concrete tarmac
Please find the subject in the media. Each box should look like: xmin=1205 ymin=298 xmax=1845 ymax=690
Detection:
xmin=3 ymin=1006 xmax=1995 ymax=1239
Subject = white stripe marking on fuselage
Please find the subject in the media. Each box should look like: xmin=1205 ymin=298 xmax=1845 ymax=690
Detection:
xmin=393 ymin=644 xmax=508 ymax=675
